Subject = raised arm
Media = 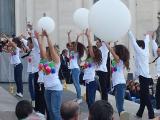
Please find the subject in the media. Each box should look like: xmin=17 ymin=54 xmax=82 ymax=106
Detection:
xmin=128 ymin=30 xmax=143 ymax=53
xmin=43 ymin=30 xmax=60 ymax=64
xmin=105 ymin=43 xmax=120 ymax=63
xmin=36 ymin=33 xmax=47 ymax=59
xmin=151 ymin=32 xmax=158 ymax=57
xmin=67 ymin=30 xmax=72 ymax=46
xmin=85 ymin=29 xmax=95 ymax=58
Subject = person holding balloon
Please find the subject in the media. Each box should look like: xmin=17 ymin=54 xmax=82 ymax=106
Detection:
xmin=82 ymin=29 xmax=102 ymax=109
xmin=37 ymin=30 xmax=63 ymax=120
xmin=95 ymin=38 xmax=109 ymax=101
xmin=128 ymin=30 xmax=155 ymax=119
xmin=67 ymin=30 xmax=85 ymax=104
xmin=105 ymin=42 xmax=130 ymax=119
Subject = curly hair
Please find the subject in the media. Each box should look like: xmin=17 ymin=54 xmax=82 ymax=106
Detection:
xmin=71 ymin=42 xmax=85 ymax=58
xmin=87 ymin=46 xmax=102 ymax=66
xmin=114 ymin=45 xmax=130 ymax=70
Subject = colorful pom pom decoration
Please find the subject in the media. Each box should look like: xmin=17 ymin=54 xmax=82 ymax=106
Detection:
xmin=39 ymin=59 xmax=56 ymax=75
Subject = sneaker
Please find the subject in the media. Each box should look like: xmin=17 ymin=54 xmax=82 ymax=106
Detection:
xmin=155 ymin=109 xmax=160 ymax=114
xmin=134 ymin=114 xmax=142 ymax=119
xmin=31 ymin=100 xmax=35 ymax=108
xmin=76 ymin=99 xmax=83 ymax=104
xmin=16 ymin=92 xmax=23 ymax=98
xmin=120 ymin=111 xmax=129 ymax=120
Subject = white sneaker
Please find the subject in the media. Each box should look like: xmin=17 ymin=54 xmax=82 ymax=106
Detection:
xmin=76 ymin=99 xmax=83 ymax=104
xmin=120 ymin=111 xmax=129 ymax=120
xmin=73 ymin=98 xmax=78 ymax=102
xmin=31 ymin=100 xmax=35 ymax=108
xmin=16 ymin=92 xmax=23 ymax=98
xmin=155 ymin=109 xmax=160 ymax=114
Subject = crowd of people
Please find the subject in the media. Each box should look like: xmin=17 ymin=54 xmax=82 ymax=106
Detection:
xmin=1 ymin=22 xmax=160 ymax=120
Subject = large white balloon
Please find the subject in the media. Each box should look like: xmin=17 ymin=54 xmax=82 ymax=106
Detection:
xmin=38 ymin=16 xmax=55 ymax=34
xmin=89 ymin=0 xmax=131 ymax=41
xmin=73 ymin=8 xmax=89 ymax=29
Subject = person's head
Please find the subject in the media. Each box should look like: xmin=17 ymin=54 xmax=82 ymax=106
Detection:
xmin=157 ymin=47 xmax=160 ymax=56
xmin=15 ymin=100 xmax=33 ymax=120
xmin=12 ymin=37 xmax=23 ymax=48
xmin=62 ymin=49 xmax=68 ymax=57
xmin=87 ymin=46 xmax=102 ymax=65
xmin=114 ymin=45 xmax=130 ymax=69
xmin=136 ymin=40 xmax=145 ymax=49
xmin=27 ymin=37 xmax=33 ymax=49
xmin=88 ymin=100 xmax=114 ymax=120
xmin=61 ymin=101 xmax=80 ymax=120
xmin=96 ymin=38 xmax=102 ymax=48
xmin=66 ymin=43 xmax=71 ymax=51
xmin=70 ymin=42 xmax=85 ymax=58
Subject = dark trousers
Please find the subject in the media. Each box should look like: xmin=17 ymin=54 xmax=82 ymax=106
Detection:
xmin=34 ymin=72 xmax=49 ymax=120
xmin=86 ymin=80 xmax=98 ymax=109
xmin=156 ymin=77 xmax=160 ymax=109
xmin=14 ymin=63 xmax=23 ymax=93
xmin=96 ymin=71 xmax=110 ymax=101
xmin=137 ymin=75 xmax=154 ymax=119
xmin=28 ymin=73 xmax=35 ymax=100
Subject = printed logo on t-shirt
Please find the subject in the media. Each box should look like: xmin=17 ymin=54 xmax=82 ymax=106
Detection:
xmin=38 ymin=59 xmax=56 ymax=75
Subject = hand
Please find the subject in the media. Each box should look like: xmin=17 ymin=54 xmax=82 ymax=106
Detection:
xmin=42 ymin=29 xmax=48 ymax=38
xmin=145 ymin=31 xmax=154 ymax=36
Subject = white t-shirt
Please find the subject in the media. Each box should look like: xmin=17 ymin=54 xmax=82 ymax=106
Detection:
xmin=96 ymin=42 xmax=109 ymax=72
xmin=83 ymin=62 xmax=96 ymax=84
xmin=128 ymin=31 xmax=151 ymax=78
xmin=152 ymin=40 xmax=160 ymax=76
xmin=27 ymin=38 xmax=40 ymax=73
xmin=112 ymin=60 xmax=126 ymax=87
xmin=69 ymin=51 xmax=79 ymax=69
xmin=44 ymin=63 xmax=63 ymax=91
xmin=10 ymin=47 xmax=21 ymax=65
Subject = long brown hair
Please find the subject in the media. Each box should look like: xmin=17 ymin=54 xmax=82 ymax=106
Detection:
xmin=87 ymin=46 xmax=102 ymax=66
xmin=114 ymin=45 xmax=130 ymax=69
xmin=71 ymin=42 xmax=85 ymax=58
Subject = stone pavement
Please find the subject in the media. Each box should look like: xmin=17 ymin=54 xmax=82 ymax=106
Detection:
xmin=0 ymin=83 xmax=159 ymax=120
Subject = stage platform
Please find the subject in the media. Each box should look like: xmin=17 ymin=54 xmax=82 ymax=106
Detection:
xmin=0 ymin=87 xmax=18 ymax=120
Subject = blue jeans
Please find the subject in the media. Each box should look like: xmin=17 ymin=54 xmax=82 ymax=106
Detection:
xmin=71 ymin=68 xmax=81 ymax=99
xmin=114 ymin=84 xmax=126 ymax=114
xmin=86 ymin=80 xmax=97 ymax=109
xmin=45 ymin=90 xmax=62 ymax=120
xmin=28 ymin=73 xmax=35 ymax=100
xmin=14 ymin=63 xmax=23 ymax=93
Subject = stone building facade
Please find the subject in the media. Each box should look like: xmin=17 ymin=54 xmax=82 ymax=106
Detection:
xmin=1 ymin=0 xmax=160 ymax=76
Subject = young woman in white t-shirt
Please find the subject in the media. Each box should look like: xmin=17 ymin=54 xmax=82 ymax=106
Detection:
xmin=67 ymin=31 xmax=85 ymax=104
xmin=83 ymin=29 xmax=102 ymax=109
xmin=37 ymin=30 xmax=62 ymax=120
xmin=106 ymin=43 xmax=130 ymax=118
xmin=8 ymin=37 xmax=24 ymax=97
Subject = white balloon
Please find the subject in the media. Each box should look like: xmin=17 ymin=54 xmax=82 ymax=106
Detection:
xmin=89 ymin=0 xmax=131 ymax=41
xmin=73 ymin=8 xmax=89 ymax=29
xmin=38 ymin=16 xmax=55 ymax=34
